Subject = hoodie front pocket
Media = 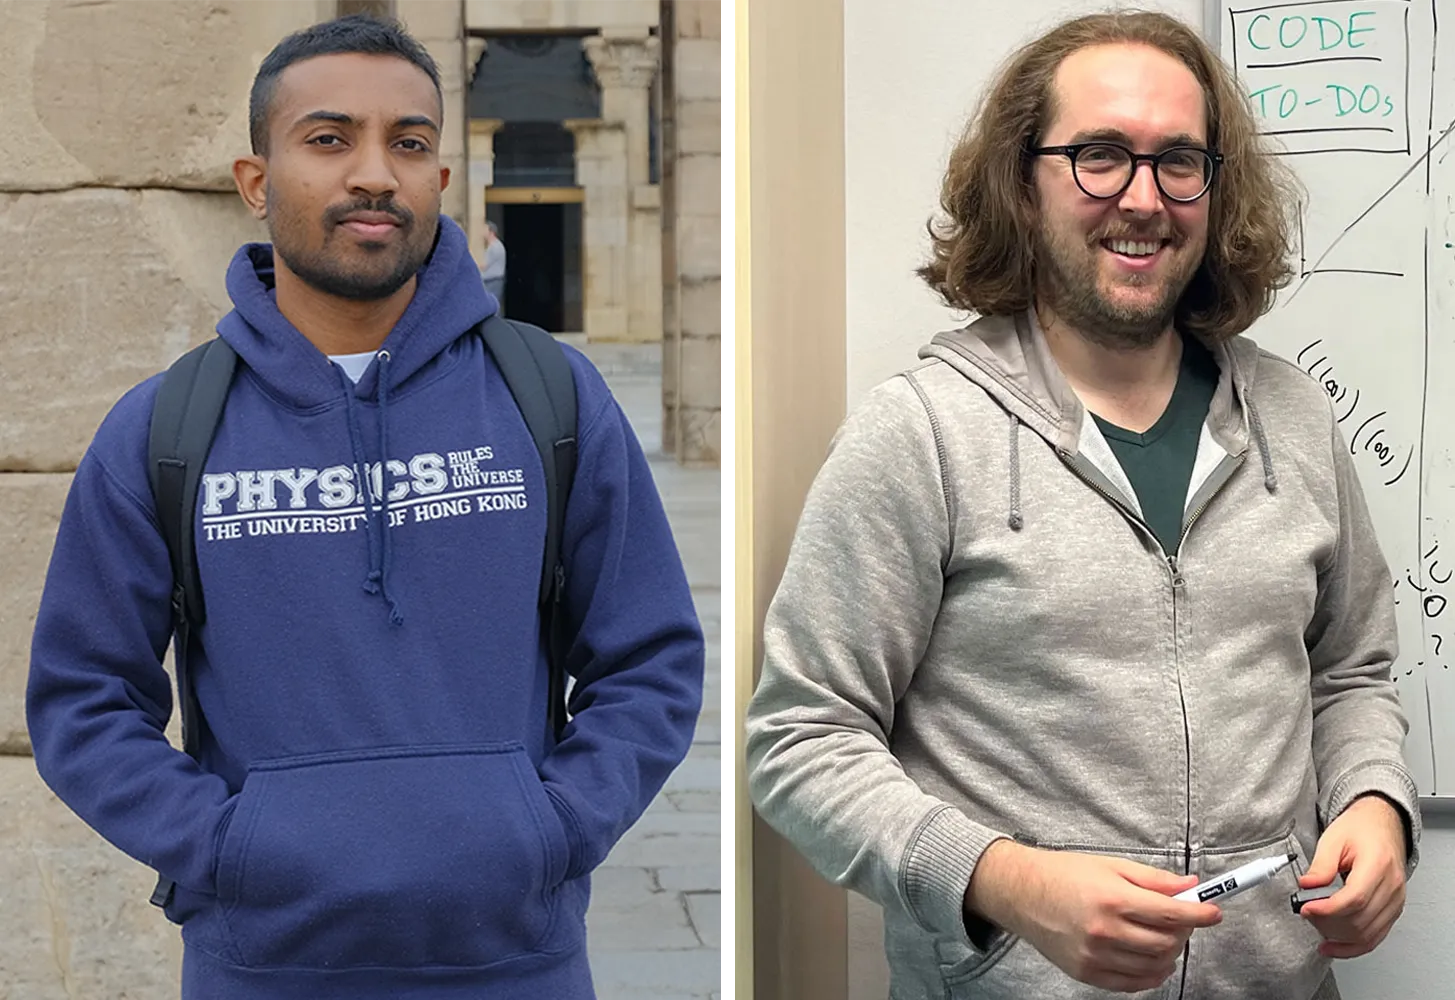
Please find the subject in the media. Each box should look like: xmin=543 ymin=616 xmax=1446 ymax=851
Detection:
xmin=214 ymin=743 xmax=570 ymax=970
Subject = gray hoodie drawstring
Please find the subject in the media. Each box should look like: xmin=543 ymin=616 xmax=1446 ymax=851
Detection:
xmin=1008 ymin=412 xmax=1024 ymax=531
xmin=1245 ymin=394 xmax=1279 ymax=493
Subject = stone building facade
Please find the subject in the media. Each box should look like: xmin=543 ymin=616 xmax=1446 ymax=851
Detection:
xmin=0 ymin=1 xmax=718 ymax=993
xmin=465 ymin=0 xmax=721 ymax=460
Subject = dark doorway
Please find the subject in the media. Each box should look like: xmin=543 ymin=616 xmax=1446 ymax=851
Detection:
xmin=492 ymin=202 xmax=583 ymax=334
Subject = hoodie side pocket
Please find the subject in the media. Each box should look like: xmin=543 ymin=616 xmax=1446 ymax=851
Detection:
xmin=1181 ymin=830 xmax=1329 ymax=999
xmin=213 ymin=743 xmax=571 ymax=970
xmin=937 ymin=932 xmax=1022 ymax=988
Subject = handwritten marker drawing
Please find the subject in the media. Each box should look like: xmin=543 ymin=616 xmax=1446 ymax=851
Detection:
xmin=1226 ymin=0 xmax=1455 ymax=795
xmin=1296 ymin=339 xmax=1414 ymax=486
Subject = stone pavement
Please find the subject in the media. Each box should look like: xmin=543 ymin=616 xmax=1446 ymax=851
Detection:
xmin=570 ymin=339 xmax=723 ymax=1000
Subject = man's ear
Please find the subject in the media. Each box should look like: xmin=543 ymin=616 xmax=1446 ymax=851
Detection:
xmin=440 ymin=165 xmax=451 ymax=192
xmin=234 ymin=155 xmax=269 ymax=219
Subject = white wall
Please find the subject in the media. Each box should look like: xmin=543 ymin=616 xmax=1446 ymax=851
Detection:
xmin=1337 ymin=811 xmax=1455 ymax=998
xmin=844 ymin=0 xmax=1205 ymax=405
xmin=841 ymin=2 xmax=1455 ymax=996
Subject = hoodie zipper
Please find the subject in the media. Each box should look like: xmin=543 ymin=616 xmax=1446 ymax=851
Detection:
xmin=1060 ymin=449 xmax=1245 ymax=1000
xmin=1167 ymin=452 xmax=1243 ymax=1000
xmin=1165 ymin=542 xmax=1194 ymax=1000
xmin=1054 ymin=455 xmax=1192 ymax=866
xmin=1055 ymin=451 xmax=1148 ymax=536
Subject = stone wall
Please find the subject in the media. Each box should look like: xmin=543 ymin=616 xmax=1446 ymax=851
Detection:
xmin=462 ymin=1 xmax=720 ymax=464
xmin=396 ymin=0 xmax=469 ymax=227
xmin=464 ymin=0 xmax=659 ymax=31
xmin=0 ymin=1 xmax=326 ymax=993
xmin=663 ymin=1 xmax=721 ymax=463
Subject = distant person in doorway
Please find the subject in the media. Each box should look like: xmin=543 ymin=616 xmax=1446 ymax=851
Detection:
xmin=482 ymin=219 xmax=507 ymax=311
xmin=746 ymin=10 xmax=1416 ymax=1000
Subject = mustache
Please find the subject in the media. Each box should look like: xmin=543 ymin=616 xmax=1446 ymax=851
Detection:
xmin=325 ymin=199 xmax=413 ymax=228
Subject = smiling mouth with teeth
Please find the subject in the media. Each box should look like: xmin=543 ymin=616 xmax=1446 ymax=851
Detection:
xmin=1103 ymin=239 xmax=1164 ymax=257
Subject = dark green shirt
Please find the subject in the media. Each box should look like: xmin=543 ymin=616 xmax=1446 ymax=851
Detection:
xmin=1092 ymin=338 xmax=1219 ymax=556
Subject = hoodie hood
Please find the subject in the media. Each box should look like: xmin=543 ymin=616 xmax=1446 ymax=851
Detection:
xmin=919 ymin=310 xmax=1258 ymax=459
xmin=217 ymin=214 xmax=495 ymax=408
xmin=213 ymin=214 xmax=496 ymax=623
xmin=919 ymin=311 xmax=1278 ymax=531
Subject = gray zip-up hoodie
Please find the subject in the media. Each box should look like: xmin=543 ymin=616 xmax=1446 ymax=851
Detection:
xmin=745 ymin=311 xmax=1420 ymax=1000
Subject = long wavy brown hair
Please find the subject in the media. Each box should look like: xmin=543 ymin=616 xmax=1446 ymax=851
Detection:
xmin=918 ymin=11 xmax=1300 ymax=342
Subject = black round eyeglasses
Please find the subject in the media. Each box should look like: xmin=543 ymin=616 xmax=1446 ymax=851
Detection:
xmin=1029 ymin=142 xmax=1223 ymax=203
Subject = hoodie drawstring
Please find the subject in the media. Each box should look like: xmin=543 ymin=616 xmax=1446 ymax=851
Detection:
xmin=1007 ymin=412 xmax=1024 ymax=531
xmin=339 ymin=357 xmax=404 ymax=626
xmin=998 ymin=401 xmax=1273 ymax=536
xmin=375 ymin=351 xmax=403 ymax=624
xmin=1244 ymin=394 xmax=1279 ymax=494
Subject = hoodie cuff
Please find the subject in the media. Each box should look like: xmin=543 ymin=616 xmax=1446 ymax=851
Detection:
xmin=900 ymin=804 xmax=1010 ymax=950
xmin=1324 ymin=761 xmax=1422 ymax=877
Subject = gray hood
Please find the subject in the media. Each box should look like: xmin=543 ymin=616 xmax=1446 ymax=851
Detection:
xmin=923 ymin=312 xmax=1277 ymax=533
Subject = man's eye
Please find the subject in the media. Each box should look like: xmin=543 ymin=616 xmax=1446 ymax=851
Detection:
xmin=398 ymin=138 xmax=429 ymax=152
xmin=309 ymin=135 xmax=343 ymax=147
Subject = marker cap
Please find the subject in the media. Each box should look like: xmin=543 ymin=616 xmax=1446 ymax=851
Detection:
xmin=1290 ymin=870 xmax=1344 ymax=914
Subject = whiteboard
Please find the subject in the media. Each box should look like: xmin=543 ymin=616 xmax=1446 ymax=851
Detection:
xmin=1210 ymin=0 xmax=1455 ymax=800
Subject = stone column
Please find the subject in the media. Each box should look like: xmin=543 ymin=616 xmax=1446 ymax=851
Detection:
xmin=665 ymin=3 xmax=721 ymax=463
xmin=564 ymin=118 xmax=630 ymax=342
xmin=584 ymin=29 xmax=659 ymax=187
xmin=626 ymin=183 xmax=664 ymax=344
xmin=463 ymin=36 xmax=489 ymax=265
xmin=585 ymin=30 xmax=663 ymax=343
xmin=660 ymin=8 xmax=681 ymax=453
xmin=467 ymin=117 xmax=505 ymax=271
xmin=396 ymin=0 xmax=467 ymax=226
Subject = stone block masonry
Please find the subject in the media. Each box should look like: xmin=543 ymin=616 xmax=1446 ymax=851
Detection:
xmin=0 ymin=474 xmax=68 ymax=754
xmin=1 ymin=4 xmax=324 ymax=994
xmin=0 ymin=191 xmax=264 ymax=470
xmin=0 ymin=1 xmax=333 ymax=192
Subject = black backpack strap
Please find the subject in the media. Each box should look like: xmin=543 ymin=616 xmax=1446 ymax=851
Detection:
xmin=478 ymin=315 xmax=578 ymax=740
xmin=145 ymin=337 xmax=237 ymax=908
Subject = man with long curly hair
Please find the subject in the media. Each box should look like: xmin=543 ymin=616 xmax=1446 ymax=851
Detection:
xmin=747 ymin=11 xmax=1416 ymax=1000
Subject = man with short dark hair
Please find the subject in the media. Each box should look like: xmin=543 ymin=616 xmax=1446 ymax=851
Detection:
xmin=27 ymin=15 xmax=703 ymax=999
xmin=746 ymin=11 xmax=1415 ymax=1000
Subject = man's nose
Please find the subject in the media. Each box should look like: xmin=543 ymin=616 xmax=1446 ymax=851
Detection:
xmin=1117 ymin=160 xmax=1163 ymax=217
xmin=346 ymin=140 xmax=402 ymax=197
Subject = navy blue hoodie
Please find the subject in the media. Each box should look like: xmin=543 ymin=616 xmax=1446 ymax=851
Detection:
xmin=27 ymin=216 xmax=705 ymax=998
